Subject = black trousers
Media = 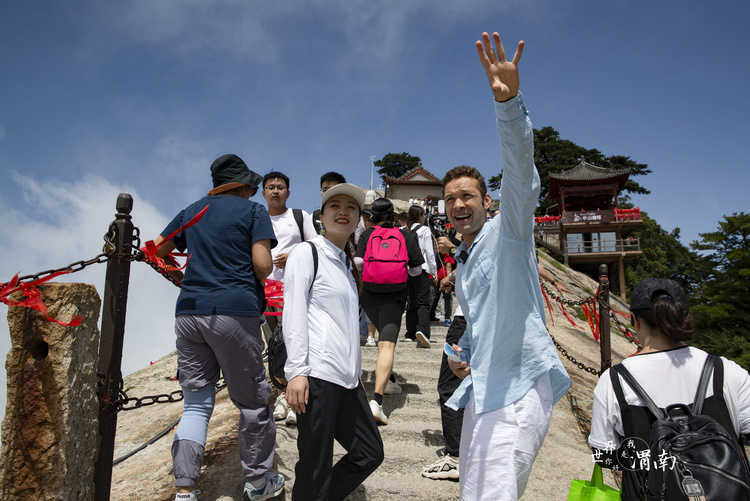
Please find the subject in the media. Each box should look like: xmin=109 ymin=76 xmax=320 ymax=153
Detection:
xmin=438 ymin=315 xmax=466 ymax=457
xmin=429 ymin=283 xmax=453 ymax=320
xmin=406 ymin=271 xmax=432 ymax=339
xmin=293 ymin=377 xmax=384 ymax=501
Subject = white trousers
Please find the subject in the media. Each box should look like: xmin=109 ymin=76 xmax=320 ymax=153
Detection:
xmin=459 ymin=373 xmax=554 ymax=501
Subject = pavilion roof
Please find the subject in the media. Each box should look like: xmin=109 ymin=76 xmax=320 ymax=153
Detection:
xmin=548 ymin=161 xmax=631 ymax=199
xmin=386 ymin=166 xmax=442 ymax=185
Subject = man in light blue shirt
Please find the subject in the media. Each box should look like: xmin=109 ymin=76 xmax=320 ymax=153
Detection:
xmin=445 ymin=32 xmax=572 ymax=500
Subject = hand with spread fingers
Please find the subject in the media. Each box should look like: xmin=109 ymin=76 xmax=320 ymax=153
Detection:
xmin=476 ymin=32 xmax=524 ymax=103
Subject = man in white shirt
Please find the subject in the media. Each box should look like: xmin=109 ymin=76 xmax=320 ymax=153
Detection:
xmin=262 ymin=171 xmax=317 ymax=427
xmin=262 ymin=172 xmax=317 ymax=283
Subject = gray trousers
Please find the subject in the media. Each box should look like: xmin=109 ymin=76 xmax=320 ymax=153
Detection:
xmin=172 ymin=314 xmax=275 ymax=487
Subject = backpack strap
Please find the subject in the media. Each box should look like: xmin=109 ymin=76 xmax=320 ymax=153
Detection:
xmin=692 ymin=355 xmax=717 ymax=414
xmin=304 ymin=241 xmax=318 ymax=293
xmin=293 ymin=208 xmax=306 ymax=241
xmin=612 ymin=364 xmax=667 ymax=420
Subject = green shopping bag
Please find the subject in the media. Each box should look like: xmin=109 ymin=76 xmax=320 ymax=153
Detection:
xmin=567 ymin=464 xmax=620 ymax=500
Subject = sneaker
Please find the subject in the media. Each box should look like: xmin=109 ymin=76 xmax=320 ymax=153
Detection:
xmin=285 ymin=408 xmax=297 ymax=426
xmin=422 ymin=453 xmax=459 ymax=480
xmin=384 ymin=379 xmax=402 ymax=395
xmin=365 ymin=336 xmax=377 ymax=347
xmin=175 ymin=490 xmax=200 ymax=501
xmin=415 ymin=331 xmax=431 ymax=349
xmin=243 ymin=473 xmax=284 ymax=501
xmin=273 ymin=393 xmax=289 ymax=421
xmin=444 ymin=319 xmax=452 ymax=327
xmin=369 ymin=399 xmax=388 ymax=425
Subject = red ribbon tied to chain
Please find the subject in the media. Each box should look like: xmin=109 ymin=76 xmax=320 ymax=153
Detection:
xmin=0 ymin=271 xmax=84 ymax=326
xmin=141 ymin=205 xmax=209 ymax=272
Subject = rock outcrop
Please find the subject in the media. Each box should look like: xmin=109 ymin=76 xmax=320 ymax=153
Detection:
xmin=1 ymin=283 xmax=101 ymax=501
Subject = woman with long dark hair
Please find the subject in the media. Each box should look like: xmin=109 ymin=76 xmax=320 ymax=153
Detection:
xmin=283 ymin=184 xmax=384 ymax=500
xmin=588 ymin=277 xmax=750 ymax=499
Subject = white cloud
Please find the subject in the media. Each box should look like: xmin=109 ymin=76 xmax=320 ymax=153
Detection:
xmin=93 ymin=0 xmax=534 ymax=64
xmin=0 ymin=173 xmax=180 ymax=426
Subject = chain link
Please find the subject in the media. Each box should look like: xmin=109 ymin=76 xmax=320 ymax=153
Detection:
xmin=16 ymin=222 xmax=144 ymax=284
xmin=549 ymin=332 xmax=602 ymax=376
xmin=540 ymin=281 xmax=596 ymax=307
xmin=113 ymin=378 xmax=226 ymax=411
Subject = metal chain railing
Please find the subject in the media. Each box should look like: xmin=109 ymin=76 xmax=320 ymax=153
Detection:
xmin=548 ymin=332 xmax=602 ymax=376
xmin=111 ymin=378 xmax=227 ymax=412
xmin=540 ymin=281 xmax=595 ymax=307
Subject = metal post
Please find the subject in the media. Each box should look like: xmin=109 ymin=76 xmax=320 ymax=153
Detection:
xmin=598 ymin=264 xmax=612 ymax=374
xmin=94 ymin=194 xmax=134 ymax=501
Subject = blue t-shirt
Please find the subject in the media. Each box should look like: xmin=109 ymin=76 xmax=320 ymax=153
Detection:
xmin=162 ymin=195 xmax=276 ymax=317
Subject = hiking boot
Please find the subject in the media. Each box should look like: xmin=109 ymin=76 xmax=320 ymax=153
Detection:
xmin=285 ymin=409 xmax=297 ymax=426
xmin=243 ymin=473 xmax=284 ymax=501
xmin=422 ymin=453 xmax=459 ymax=480
xmin=416 ymin=331 xmax=431 ymax=349
xmin=384 ymin=379 xmax=402 ymax=395
xmin=273 ymin=393 xmax=289 ymax=421
xmin=365 ymin=336 xmax=377 ymax=347
xmin=369 ymin=400 xmax=388 ymax=425
xmin=175 ymin=490 xmax=200 ymax=501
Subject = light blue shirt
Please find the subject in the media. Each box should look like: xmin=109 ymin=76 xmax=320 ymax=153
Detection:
xmin=446 ymin=94 xmax=572 ymax=413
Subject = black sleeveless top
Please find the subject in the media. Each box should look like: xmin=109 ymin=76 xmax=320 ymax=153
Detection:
xmin=610 ymin=357 xmax=738 ymax=499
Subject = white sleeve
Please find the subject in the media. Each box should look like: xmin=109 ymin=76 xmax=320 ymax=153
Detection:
xmin=721 ymin=357 xmax=750 ymax=436
xmin=303 ymin=211 xmax=317 ymax=241
xmin=420 ymin=227 xmax=437 ymax=275
xmin=282 ymin=243 xmax=315 ymax=381
xmin=588 ymin=369 xmax=625 ymax=450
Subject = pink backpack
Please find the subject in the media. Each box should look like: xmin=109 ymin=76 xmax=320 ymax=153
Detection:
xmin=362 ymin=226 xmax=409 ymax=292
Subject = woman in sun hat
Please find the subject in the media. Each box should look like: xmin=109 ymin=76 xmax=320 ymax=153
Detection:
xmin=283 ymin=183 xmax=384 ymax=500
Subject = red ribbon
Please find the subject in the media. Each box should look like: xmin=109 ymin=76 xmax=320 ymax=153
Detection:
xmin=141 ymin=205 xmax=209 ymax=273
xmin=1 ymin=271 xmax=84 ymax=326
xmin=264 ymin=279 xmax=284 ymax=315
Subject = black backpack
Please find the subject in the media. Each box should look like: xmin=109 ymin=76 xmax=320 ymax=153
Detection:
xmin=613 ymin=356 xmax=750 ymax=500
xmin=266 ymin=241 xmax=318 ymax=390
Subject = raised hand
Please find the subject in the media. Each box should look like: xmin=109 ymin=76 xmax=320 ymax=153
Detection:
xmin=476 ymin=32 xmax=524 ymax=103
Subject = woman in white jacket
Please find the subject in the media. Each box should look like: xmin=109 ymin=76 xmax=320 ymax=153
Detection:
xmin=283 ymin=183 xmax=384 ymax=501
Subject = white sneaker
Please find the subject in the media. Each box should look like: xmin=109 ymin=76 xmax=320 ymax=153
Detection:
xmin=273 ymin=393 xmax=289 ymax=421
xmin=422 ymin=453 xmax=459 ymax=480
xmin=285 ymin=408 xmax=297 ymax=426
xmin=384 ymin=379 xmax=402 ymax=395
xmin=243 ymin=473 xmax=284 ymax=501
xmin=369 ymin=399 xmax=388 ymax=425
xmin=416 ymin=331 xmax=431 ymax=349
xmin=175 ymin=490 xmax=200 ymax=501
xmin=365 ymin=336 xmax=377 ymax=347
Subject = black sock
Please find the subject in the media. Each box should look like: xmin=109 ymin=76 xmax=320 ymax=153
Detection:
xmin=389 ymin=373 xmax=397 ymax=383
xmin=374 ymin=393 xmax=383 ymax=406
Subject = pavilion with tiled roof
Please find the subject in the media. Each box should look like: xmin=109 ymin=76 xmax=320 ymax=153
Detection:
xmin=535 ymin=161 xmax=642 ymax=300
xmin=384 ymin=166 xmax=443 ymax=204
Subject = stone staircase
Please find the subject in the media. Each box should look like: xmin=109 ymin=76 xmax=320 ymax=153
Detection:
xmin=110 ymin=253 xmax=635 ymax=500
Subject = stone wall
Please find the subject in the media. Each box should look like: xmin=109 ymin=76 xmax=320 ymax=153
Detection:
xmin=0 ymin=283 xmax=101 ymax=501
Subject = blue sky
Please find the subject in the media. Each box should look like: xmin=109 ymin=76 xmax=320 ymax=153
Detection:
xmin=1 ymin=1 xmax=748 ymax=419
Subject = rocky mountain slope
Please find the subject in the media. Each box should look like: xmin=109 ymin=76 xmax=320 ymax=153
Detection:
xmin=110 ymin=252 xmax=637 ymax=500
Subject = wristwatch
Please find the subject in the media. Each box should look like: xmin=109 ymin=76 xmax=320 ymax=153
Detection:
xmin=449 ymin=246 xmax=457 ymax=258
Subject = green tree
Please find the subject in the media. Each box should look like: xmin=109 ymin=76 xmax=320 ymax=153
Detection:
xmin=689 ymin=212 xmax=750 ymax=369
xmin=623 ymin=212 xmax=705 ymax=297
xmin=375 ymin=152 xmax=422 ymax=183
xmin=488 ymin=126 xmax=651 ymax=215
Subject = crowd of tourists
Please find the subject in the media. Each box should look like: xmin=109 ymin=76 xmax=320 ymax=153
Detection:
xmin=152 ymin=30 xmax=750 ymax=501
